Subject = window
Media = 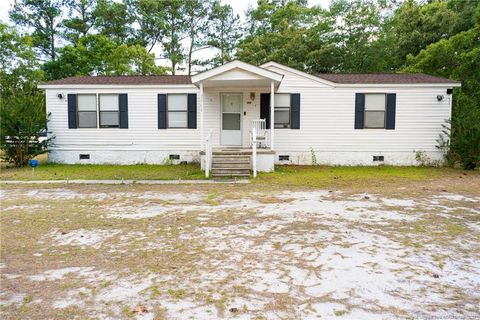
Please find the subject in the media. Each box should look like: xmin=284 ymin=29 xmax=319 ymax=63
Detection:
xmin=364 ymin=94 xmax=386 ymax=128
xmin=168 ymin=94 xmax=188 ymax=128
xmin=77 ymin=94 xmax=97 ymax=128
xmin=99 ymin=94 xmax=119 ymax=128
xmin=274 ymin=94 xmax=290 ymax=128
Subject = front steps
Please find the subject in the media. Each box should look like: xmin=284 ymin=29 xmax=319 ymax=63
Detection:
xmin=211 ymin=150 xmax=251 ymax=178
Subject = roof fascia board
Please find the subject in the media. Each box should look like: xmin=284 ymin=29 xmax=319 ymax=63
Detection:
xmin=333 ymin=83 xmax=462 ymax=88
xmin=191 ymin=60 xmax=283 ymax=83
xmin=260 ymin=61 xmax=336 ymax=87
xmin=37 ymin=84 xmax=197 ymax=90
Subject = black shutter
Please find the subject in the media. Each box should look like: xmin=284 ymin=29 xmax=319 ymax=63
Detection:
xmin=67 ymin=94 xmax=77 ymax=129
xmin=260 ymin=93 xmax=270 ymax=129
xmin=119 ymin=94 xmax=128 ymax=129
xmin=158 ymin=94 xmax=167 ymax=129
xmin=290 ymin=93 xmax=300 ymax=129
xmin=187 ymin=93 xmax=197 ymax=129
xmin=386 ymin=93 xmax=396 ymax=130
xmin=354 ymin=93 xmax=365 ymax=129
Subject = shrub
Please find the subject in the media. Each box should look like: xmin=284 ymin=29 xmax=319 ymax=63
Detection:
xmin=0 ymin=90 xmax=52 ymax=167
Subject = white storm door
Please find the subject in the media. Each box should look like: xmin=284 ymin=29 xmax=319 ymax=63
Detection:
xmin=221 ymin=93 xmax=242 ymax=146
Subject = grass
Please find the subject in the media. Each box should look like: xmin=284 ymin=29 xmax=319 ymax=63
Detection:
xmin=1 ymin=154 xmax=478 ymax=185
xmin=254 ymin=165 xmax=474 ymax=188
xmin=0 ymin=154 xmax=204 ymax=181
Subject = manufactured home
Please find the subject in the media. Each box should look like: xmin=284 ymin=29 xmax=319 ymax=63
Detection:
xmin=38 ymin=60 xmax=460 ymax=177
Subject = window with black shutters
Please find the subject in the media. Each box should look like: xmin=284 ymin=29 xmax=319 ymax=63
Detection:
xmin=274 ymin=93 xmax=291 ymax=128
xmin=99 ymin=94 xmax=119 ymax=128
xmin=77 ymin=94 xmax=97 ymax=128
xmin=364 ymin=94 xmax=386 ymax=129
xmin=167 ymin=94 xmax=188 ymax=128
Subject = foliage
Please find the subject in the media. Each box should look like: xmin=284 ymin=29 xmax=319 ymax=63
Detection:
xmin=9 ymin=0 xmax=64 ymax=61
xmin=207 ymin=1 xmax=242 ymax=67
xmin=43 ymin=34 xmax=167 ymax=79
xmin=0 ymin=24 xmax=50 ymax=167
xmin=406 ymin=27 xmax=480 ymax=169
xmin=0 ymin=91 xmax=50 ymax=167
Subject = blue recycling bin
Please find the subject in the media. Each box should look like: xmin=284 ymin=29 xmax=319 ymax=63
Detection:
xmin=29 ymin=159 xmax=39 ymax=168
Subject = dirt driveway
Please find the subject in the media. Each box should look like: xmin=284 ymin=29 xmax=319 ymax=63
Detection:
xmin=1 ymin=182 xmax=479 ymax=319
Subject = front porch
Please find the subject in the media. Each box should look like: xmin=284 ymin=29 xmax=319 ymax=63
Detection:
xmin=191 ymin=61 xmax=283 ymax=177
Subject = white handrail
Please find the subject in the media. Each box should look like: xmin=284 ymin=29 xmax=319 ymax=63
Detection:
xmin=205 ymin=129 xmax=213 ymax=178
xmin=252 ymin=127 xmax=257 ymax=178
xmin=251 ymin=119 xmax=267 ymax=148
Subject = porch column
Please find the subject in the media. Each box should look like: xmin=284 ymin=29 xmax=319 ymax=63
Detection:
xmin=200 ymin=81 xmax=204 ymax=151
xmin=270 ymin=80 xmax=275 ymax=150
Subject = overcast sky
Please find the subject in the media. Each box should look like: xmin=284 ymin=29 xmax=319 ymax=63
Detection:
xmin=0 ymin=0 xmax=332 ymax=72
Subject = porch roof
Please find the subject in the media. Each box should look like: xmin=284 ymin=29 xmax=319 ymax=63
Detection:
xmin=191 ymin=60 xmax=283 ymax=88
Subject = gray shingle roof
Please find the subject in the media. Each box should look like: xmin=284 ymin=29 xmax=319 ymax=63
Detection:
xmin=42 ymin=75 xmax=192 ymax=85
xmin=315 ymin=73 xmax=459 ymax=84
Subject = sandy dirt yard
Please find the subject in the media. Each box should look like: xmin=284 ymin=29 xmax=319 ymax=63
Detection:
xmin=1 ymin=178 xmax=479 ymax=319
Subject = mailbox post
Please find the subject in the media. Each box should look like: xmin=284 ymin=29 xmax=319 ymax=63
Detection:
xmin=29 ymin=159 xmax=39 ymax=178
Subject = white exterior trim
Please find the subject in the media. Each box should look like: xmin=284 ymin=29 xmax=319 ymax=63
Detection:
xmin=191 ymin=60 xmax=283 ymax=84
xmin=261 ymin=61 xmax=337 ymax=87
xmin=38 ymin=84 xmax=197 ymax=89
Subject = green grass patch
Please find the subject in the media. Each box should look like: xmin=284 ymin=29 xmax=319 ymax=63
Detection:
xmin=254 ymin=165 xmax=458 ymax=187
xmin=0 ymin=162 xmax=204 ymax=181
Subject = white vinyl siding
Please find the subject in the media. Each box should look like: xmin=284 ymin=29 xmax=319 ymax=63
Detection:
xmin=77 ymin=94 xmax=97 ymax=128
xmin=274 ymin=93 xmax=291 ymax=128
xmin=99 ymin=94 xmax=119 ymax=128
xmin=167 ymin=94 xmax=188 ymax=128
xmin=364 ymin=93 xmax=386 ymax=129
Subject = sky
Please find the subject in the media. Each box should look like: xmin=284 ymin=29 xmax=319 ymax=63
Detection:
xmin=0 ymin=0 xmax=332 ymax=73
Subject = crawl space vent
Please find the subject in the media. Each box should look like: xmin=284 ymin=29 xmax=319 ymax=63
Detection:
xmin=79 ymin=154 xmax=90 ymax=160
xmin=373 ymin=155 xmax=384 ymax=162
xmin=279 ymin=155 xmax=290 ymax=161
xmin=169 ymin=154 xmax=180 ymax=160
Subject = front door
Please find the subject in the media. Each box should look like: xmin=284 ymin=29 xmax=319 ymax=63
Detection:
xmin=221 ymin=93 xmax=242 ymax=146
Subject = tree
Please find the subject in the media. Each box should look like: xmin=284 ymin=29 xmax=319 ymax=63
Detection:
xmin=184 ymin=0 xmax=212 ymax=75
xmin=207 ymin=1 xmax=242 ymax=67
xmin=0 ymin=24 xmax=50 ymax=167
xmin=9 ymin=0 xmax=65 ymax=61
xmin=389 ymin=0 xmax=473 ymax=68
xmin=237 ymin=0 xmax=320 ymax=69
xmin=93 ymin=0 xmax=135 ymax=45
xmin=43 ymin=34 xmax=167 ymax=79
xmin=0 ymin=92 xmax=50 ymax=167
xmin=62 ymin=0 xmax=97 ymax=44
xmin=125 ymin=0 xmax=165 ymax=52
xmin=0 ymin=24 xmax=44 ymax=95
xmin=159 ymin=0 xmax=188 ymax=74
xmin=405 ymin=26 xmax=480 ymax=169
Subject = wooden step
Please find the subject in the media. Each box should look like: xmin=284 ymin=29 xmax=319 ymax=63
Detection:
xmin=212 ymin=173 xmax=251 ymax=178
xmin=212 ymin=163 xmax=251 ymax=169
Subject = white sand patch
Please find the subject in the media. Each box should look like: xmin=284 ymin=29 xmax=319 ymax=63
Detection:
xmin=108 ymin=205 xmax=172 ymax=219
xmin=135 ymin=192 xmax=204 ymax=203
xmin=434 ymin=193 xmax=479 ymax=202
xmin=52 ymin=288 xmax=88 ymax=309
xmin=381 ymin=198 xmax=416 ymax=207
xmin=2 ymin=273 xmax=21 ymax=279
xmin=2 ymin=204 xmax=48 ymax=211
xmin=0 ymin=292 xmax=27 ymax=306
xmin=29 ymin=267 xmax=95 ymax=281
xmin=48 ymin=229 xmax=121 ymax=249
xmin=96 ymin=276 xmax=154 ymax=302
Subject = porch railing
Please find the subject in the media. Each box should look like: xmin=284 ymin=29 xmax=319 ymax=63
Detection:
xmin=205 ymin=129 xmax=213 ymax=178
xmin=251 ymin=119 xmax=267 ymax=148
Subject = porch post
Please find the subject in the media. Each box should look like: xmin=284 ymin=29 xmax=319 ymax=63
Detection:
xmin=200 ymin=81 xmax=204 ymax=151
xmin=270 ymin=80 xmax=275 ymax=150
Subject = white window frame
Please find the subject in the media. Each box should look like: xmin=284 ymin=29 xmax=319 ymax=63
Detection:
xmin=77 ymin=94 xmax=97 ymax=128
xmin=364 ymin=93 xmax=386 ymax=129
xmin=98 ymin=94 xmax=120 ymax=128
xmin=274 ymin=93 xmax=291 ymax=129
xmin=167 ymin=94 xmax=188 ymax=129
